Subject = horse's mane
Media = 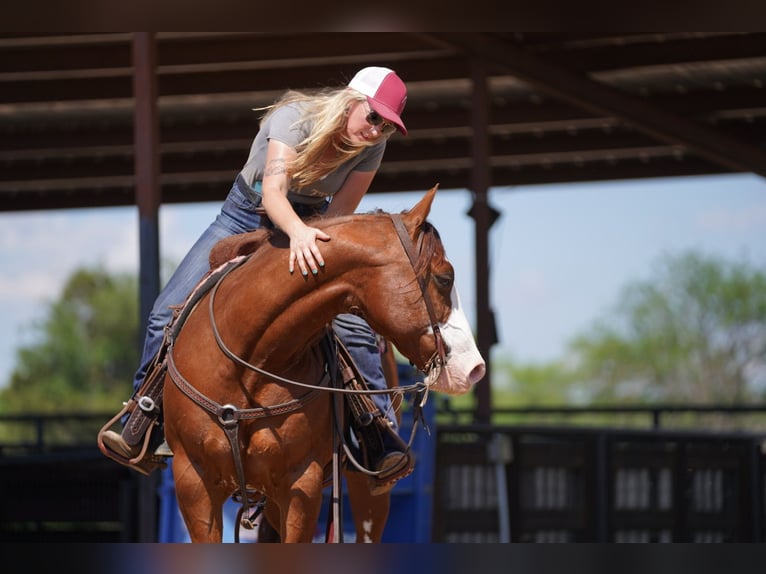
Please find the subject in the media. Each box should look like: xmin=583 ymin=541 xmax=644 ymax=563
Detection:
xmin=413 ymin=220 xmax=441 ymax=276
xmin=315 ymin=209 xmax=442 ymax=276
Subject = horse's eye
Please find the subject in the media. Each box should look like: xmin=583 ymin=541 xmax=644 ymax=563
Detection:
xmin=432 ymin=272 xmax=453 ymax=291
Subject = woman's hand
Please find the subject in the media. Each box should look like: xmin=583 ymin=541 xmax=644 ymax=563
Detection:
xmin=287 ymin=222 xmax=330 ymax=277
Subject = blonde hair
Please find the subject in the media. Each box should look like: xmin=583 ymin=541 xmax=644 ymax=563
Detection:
xmin=258 ymin=87 xmax=381 ymax=190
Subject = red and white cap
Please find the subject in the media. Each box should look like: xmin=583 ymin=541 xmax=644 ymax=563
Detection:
xmin=348 ymin=66 xmax=408 ymax=135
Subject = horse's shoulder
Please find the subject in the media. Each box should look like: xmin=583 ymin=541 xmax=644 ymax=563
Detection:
xmin=209 ymin=230 xmax=272 ymax=268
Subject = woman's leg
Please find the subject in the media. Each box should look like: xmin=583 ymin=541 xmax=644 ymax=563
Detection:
xmin=132 ymin=178 xmax=266 ymax=395
xmin=332 ymin=313 xmax=403 ymax=441
xmin=332 ymin=313 xmax=413 ymax=494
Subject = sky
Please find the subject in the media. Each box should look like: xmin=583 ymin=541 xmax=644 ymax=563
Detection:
xmin=1 ymin=172 xmax=765 ymax=389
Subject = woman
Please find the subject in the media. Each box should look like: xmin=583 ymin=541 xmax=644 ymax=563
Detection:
xmin=102 ymin=66 xmax=413 ymax=493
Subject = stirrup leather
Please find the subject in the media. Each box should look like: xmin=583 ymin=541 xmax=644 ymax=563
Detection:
xmin=97 ymin=331 xmax=171 ymax=476
xmin=334 ymin=335 xmax=415 ymax=492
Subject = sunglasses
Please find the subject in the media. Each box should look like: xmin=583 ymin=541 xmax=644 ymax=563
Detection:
xmin=365 ymin=107 xmax=397 ymax=136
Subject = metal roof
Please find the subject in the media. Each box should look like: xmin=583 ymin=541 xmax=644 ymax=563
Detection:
xmin=2 ymin=32 xmax=765 ymax=212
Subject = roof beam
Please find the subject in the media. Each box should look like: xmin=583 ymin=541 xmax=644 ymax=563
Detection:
xmin=515 ymin=32 xmax=766 ymax=73
xmin=0 ymin=155 xmax=722 ymax=213
xmin=426 ymin=33 xmax=766 ymax=178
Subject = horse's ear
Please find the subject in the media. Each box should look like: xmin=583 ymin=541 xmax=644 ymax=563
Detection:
xmin=402 ymin=184 xmax=439 ymax=229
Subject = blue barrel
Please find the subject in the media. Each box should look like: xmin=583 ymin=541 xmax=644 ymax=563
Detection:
xmin=157 ymin=364 xmax=436 ymax=543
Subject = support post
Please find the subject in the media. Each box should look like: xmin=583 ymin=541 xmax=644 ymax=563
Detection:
xmin=132 ymin=31 xmax=161 ymax=543
xmin=468 ymin=59 xmax=499 ymax=423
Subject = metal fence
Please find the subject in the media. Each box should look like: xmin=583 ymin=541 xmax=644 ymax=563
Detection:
xmin=1 ymin=407 xmax=765 ymax=542
xmin=0 ymin=413 xmax=139 ymax=542
xmin=432 ymin=405 xmax=766 ymax=542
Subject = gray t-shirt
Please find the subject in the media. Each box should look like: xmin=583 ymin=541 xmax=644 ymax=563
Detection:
xmin=239 ymin=102 xmax=386 ymax=205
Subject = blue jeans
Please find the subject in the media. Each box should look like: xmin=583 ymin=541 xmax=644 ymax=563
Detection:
xmin=132 ymin=176 xmax=398 ymax=436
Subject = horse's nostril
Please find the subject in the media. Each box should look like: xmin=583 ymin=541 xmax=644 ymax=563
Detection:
xmin=470 ymin=363 xmax=486 ymax=384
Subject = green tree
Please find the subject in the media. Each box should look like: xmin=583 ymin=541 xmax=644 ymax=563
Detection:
xmin=569 ymin=250 xmax=766 ymax=404
xmin=492 ymin=357 xmax=579 ymax=406
xmin=0 ymin=266 xmax=139 ymax=413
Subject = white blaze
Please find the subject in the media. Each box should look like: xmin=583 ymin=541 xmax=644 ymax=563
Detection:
xmin=427 ymin=286 xmax=486 ymax=395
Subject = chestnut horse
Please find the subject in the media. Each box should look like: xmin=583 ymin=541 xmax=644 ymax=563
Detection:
xmin=163 ymin=186 xmax=485 ymax=543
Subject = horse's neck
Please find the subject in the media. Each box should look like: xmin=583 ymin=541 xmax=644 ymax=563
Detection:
xmin=224 ymin=241 xmax=359 ymax=369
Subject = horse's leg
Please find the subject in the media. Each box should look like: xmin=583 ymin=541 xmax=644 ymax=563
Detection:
xmin=279 ymin=463 xmax=326 ymax=543
xmin=172 ymin=453 xmax=226 ymax=543
xmin=344 ymin=470 xmax=391 ymax=543
xmin=256 ymin=502 xmax=282 ymax=543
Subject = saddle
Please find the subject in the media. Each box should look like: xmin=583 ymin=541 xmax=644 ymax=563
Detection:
xmin=208 ymin=228 xmax=272 ymax=268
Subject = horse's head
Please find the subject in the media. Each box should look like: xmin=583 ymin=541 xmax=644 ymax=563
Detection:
xmin=343 ymin=185 xmax=486 ymax=395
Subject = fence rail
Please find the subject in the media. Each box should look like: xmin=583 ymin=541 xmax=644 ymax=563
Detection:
xmin=436 ymin=402 xmax=766 ymax=430
xmin=0 ymin=412 xmax=109 ymax=455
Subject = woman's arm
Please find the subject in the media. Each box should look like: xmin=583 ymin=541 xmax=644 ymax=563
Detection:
xmin=260 ymin=139 xmax=330 ymax=276
xmin=324 ymin=170 xmax=377 ymax=217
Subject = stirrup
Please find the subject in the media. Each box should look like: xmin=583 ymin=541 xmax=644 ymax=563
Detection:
xmin=100 ymin=429 xmax=168 ymax=476
xmin=97 ymin=404 xmax=167 ymax=477
xmin=368 ymin=450 xmax=415 ymax=496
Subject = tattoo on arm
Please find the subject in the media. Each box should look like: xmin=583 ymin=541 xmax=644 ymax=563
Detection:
xmin=264 ymin=158 xmax=287 ymax=177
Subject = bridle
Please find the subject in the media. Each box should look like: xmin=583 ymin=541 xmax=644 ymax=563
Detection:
xmin=388 ymin=213 xmax=448 ymax=382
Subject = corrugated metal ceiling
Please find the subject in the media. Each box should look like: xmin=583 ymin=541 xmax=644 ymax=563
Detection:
xmin=1 ymin=32 xmax=765 ymax=211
